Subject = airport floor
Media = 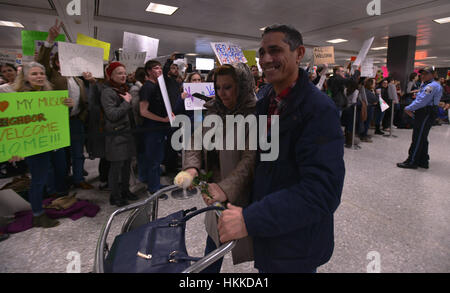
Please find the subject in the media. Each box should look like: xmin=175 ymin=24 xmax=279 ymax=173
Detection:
xmin=0 ymin=124 xmax=449 ymax=273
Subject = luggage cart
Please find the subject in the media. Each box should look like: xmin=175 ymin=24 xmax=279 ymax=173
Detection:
xmin=93 ymin=185 xmax=236 ymax=273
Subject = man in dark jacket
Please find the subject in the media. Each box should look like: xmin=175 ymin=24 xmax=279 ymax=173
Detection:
xmin=218 ymin=24 xmax=345 ymax=273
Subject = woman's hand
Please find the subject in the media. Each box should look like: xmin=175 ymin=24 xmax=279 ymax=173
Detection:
xmin=120 ymin=92 xmax=132 ymax=103
xmin=203 ymin=183 xmax=227 ymax=206
xmin=63 ymin=97 xmax=75 ymax=108
xmin=181 ymin=92 xmax=188 ymax=100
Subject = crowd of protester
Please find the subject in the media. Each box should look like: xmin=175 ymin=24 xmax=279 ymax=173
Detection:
xmin=1 ymin=22 xmax=449 ymax=234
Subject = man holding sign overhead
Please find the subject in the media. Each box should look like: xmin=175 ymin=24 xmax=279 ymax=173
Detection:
xmin=38 ymin=20 xmax=93 ymax=190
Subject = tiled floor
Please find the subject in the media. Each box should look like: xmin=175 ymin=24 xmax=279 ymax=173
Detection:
xmin=1 ymin=125 xmax=449 ymax=273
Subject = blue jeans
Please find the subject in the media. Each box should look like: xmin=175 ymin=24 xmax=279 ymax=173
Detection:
xmin=375 ymin=106 xmax=385 ymax=128
xmin=200 ymin=236 xmax=224 ymax=273
xmin=144 ymin=130 xmax=167 ymax=193
xmin=25 ymin=149 xmax=68 ymax=216
xmin=69 ymin=118 xmax=85 ymax=185
xmin=361 ymin=105 xmax=375 ymax=137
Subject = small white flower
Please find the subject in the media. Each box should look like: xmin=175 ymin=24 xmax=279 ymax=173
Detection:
xmin=174 ymin=171 xmax=193 ymax=189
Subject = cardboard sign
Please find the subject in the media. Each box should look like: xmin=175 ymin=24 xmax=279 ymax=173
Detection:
xmin=157 ymin=76 xmax=174 ymax=126
xmin=353 ymin=37 xmax=375 ymax=67
xmin=76 ymin=33 xmax=111 ymax=61
xmin=183 ymin=83 xmax=215 ymax=111
xmin=313 ymin=46 xmax=335 ymax=65
xmin=210 ymin=42 xmax=247 ymax=65
xmin=0 ymin=91 xmax=70 ymax=162
xmin=123 ymin=32 xmax=159 ymax=63
xmin=58 ymin=42 xmax=104 ymax=78
xmin=120 ymin=51 xmax=147 ymax=74
xmin=21 ymin=30 xmax=65 ymax=56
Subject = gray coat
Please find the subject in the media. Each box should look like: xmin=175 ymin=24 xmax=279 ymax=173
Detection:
xmin=100 ymin=85 xmax=136 ymax=162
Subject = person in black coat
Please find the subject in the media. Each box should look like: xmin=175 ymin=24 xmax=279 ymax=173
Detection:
xmin=218 ymin=24 xmax=345 ymax=273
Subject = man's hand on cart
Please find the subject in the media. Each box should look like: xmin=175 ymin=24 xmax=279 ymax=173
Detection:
xmin=202 ymin=183 xmax=227 ymax=206
xmin=218 ymin=203 xmax=248 ymax=243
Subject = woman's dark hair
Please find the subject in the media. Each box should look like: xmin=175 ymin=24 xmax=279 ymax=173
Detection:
xmin=263 ymin=24 xmax=303 ymax=51
xmin=346 ymin=79 xmax=359 ymax=96
xmin=1 ymin=63 xmax=17 ymax=72
xmin=206 ymin=69 xmax=216 ymax=82
xmin=364 ymin=78 xmax=375 ymax=90
xmin=135 ymin=67 xmax=146 ymax=84
xmin=409 ymin=72 xmax=418 ymax=81
xmin=213 ymin=65 xmax=238 ymax=100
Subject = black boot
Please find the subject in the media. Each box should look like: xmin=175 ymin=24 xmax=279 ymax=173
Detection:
xmin=375 ymin=125 xmax=384 ymax=135
xmin=345 ymin=131 xmax=353 ymax=148
xmin=110 ymin=193 xmax=129 ymax=207
xmin=122 ymin=190 xmax=139 ymax=201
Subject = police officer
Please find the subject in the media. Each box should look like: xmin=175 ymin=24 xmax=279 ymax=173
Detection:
xmin=397 ymin=67 xmax=442 ymax=169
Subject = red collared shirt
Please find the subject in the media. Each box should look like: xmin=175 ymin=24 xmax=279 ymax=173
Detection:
xmin=267 ymin=81 xmax=297 ymax=131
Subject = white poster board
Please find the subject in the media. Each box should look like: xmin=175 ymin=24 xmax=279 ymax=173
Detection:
xmin=353 ymin=37 xmax=375 ymax=67
xmin=58 ymin=42 xmax=104 ymax=78
xmin=123 ymin=32 xmax=159 ymax=63
xmin=361 ymin=57 xmax=375 ymax=77
xmin=0 ymin=49 xmax=23 ymax=66
xmin=157 ymin=75 xmax=174 ymax=126
xmin=210 ymin=42 xmax=247 ymax=65
xmin=183 ymin=82 xmax=215 ymax=110
xmin=120 ymin=51 xmax=147 ymax=74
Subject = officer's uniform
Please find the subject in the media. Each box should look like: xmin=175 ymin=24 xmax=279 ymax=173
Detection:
xmin=402 ymin=77 xmax=442 ymax=167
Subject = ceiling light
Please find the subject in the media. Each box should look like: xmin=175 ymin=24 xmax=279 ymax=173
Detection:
xmin=425 ymin=56 xmax=438 ymax=59
xmin=0 ymin=21 xmax=24 ymax=28
xmin=326 ymin=39 xmax=348 ymax=44
xmin=146 ymin=2 xmax=179 ymax=15
xmin=259 ymin=26 xmax=267 ymax=31
xmin=185 ymin=53 xmax=199 ymax=56
xmin=433 ymin=17 xmax=450 ymax=24
xmin=371 ymin=47 xmax=388 ymax=51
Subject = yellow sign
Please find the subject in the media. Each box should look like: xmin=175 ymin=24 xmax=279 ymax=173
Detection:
xmin=243 ymin=50 xmax=257 ymax=67
xmin=76 ymin=33 xmax=111 ymax=61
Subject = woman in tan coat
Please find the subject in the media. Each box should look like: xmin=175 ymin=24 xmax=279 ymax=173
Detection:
xmin=184 ymin=63 xmax=257 ymax=273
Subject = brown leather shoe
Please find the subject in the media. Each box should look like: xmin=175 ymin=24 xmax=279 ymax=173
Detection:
xmin=75 ymin=182 xmax=94 ymax=190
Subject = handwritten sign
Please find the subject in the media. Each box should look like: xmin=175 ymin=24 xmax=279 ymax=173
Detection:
xmin=313 ymin=46 xmax=335 ymax=65
xmin=76 ymin=33 xmax=110 ymax=61
xmin=123 ymin=32 xmax=159 ymax=63
xmin=183 ymin=83 xmax=214 ymax=110
xmin=120 ymin=51 xmax=147 ymax=74
xmin=361 ymin=57 xmax=375 ymax=77
xmin=58 ymin=42 xmax=104 ymax=78
xmin=21 ymin=30 xmax=65 ymax=56
xmin=0 ymin=91 xmax=70 ymax=162
xmin=211 ymin=42 xmax=247 ymax=65
xmin=0 ymin=49 xmax=22 ymax=66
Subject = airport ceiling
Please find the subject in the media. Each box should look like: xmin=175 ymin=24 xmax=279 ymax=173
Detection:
xmin=0 ymin=0 xmax=449 ymax=68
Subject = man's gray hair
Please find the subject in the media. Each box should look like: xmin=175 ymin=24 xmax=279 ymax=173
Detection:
xmin=262 ymin=24 xmax=304 ymax=51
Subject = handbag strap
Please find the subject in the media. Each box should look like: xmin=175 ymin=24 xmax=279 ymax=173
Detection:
xmin=181 ymin=205 xmax=225 ymax=223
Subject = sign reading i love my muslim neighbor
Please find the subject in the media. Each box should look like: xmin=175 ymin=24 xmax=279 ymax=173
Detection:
xmin=0 ymin=91 xmax=70 ymax=162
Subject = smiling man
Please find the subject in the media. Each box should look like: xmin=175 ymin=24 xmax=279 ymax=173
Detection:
xmin=218 ymin=24 xmax=345 ymax=273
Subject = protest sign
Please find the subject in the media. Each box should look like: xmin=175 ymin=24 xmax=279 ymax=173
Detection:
xmin=120 ymin=51 xmax=147 ymax=74
xmin=58 ymin=42 xmax=104 ymax=78
xmin=361 ymin=57 xmax=375 ymax=77
xmin=0 ymin=49 xmax=22 ymax=66
xmin=157 ymin=76 xmax=174 ymax=126
xmin=313 ymin=46 xmax=335 ymax=65
xmin=76 ymin=33 xmax=110 ymax=61
xmin=243 ymin=50 xmax=257 ymax=67
xmin=123 ymin=32 xmax=159 ymax=63
xmin=353 ymin=37 xmax=375 ymax=67
xmin=0 ymin=91 xmax=70 ymax=162
xmin=211 ymin=42 xmax=247 ymax=65
xmin=183 ymin=83 xmax=215 ymax=111
xmin=21 ymin=30 xmax=65 ymax=56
